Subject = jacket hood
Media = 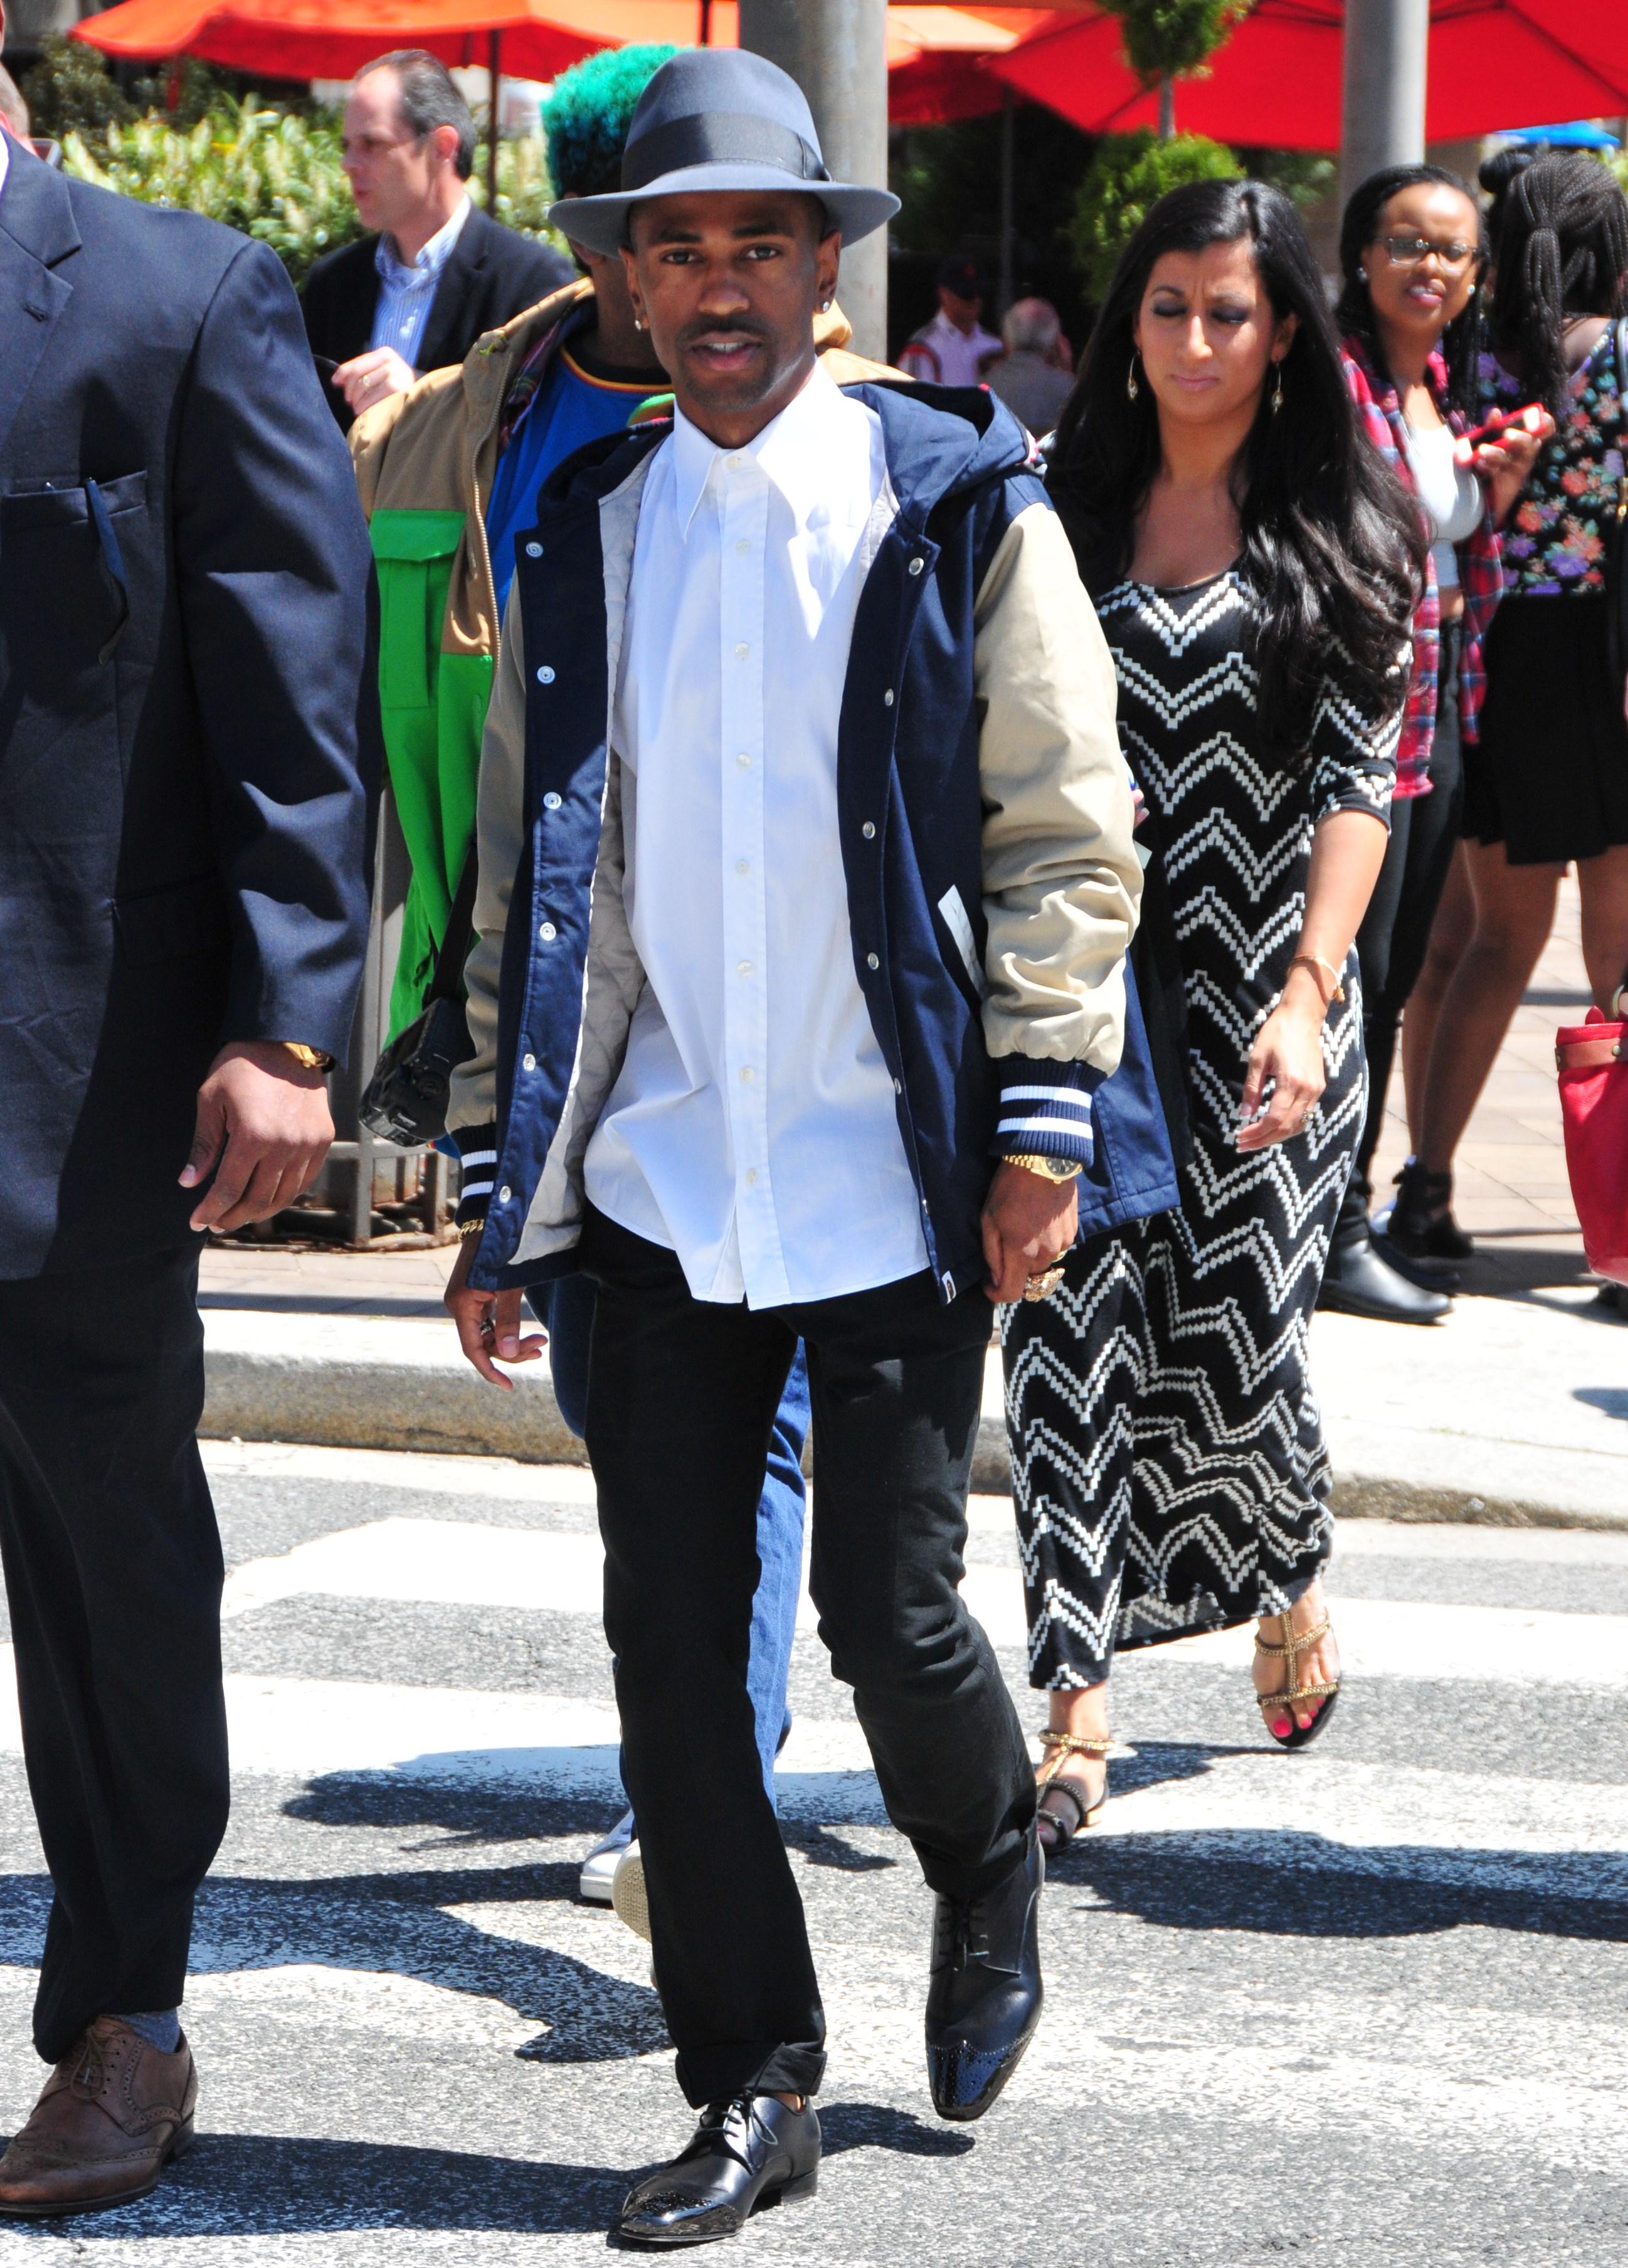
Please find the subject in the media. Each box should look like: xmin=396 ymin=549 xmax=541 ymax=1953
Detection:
xmin=537 ymin=370 xmax=1036 ymax=524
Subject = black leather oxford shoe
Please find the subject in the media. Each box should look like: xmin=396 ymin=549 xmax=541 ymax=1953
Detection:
xmin=924 ymin=1826 xmax=1043 ymax=2122
xmin=615 ymin=2094 xmax=820 ymax=2247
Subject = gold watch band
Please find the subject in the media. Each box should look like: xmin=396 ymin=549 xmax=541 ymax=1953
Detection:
xmin=278 ymin=1041 xmax=335 ymax=1073
xmin=1000 ymin=1152 xmax=1081 ymax=1184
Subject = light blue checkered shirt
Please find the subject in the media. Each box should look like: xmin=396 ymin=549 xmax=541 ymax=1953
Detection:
xmin=369 ymin=194 xmax=472 ymax=369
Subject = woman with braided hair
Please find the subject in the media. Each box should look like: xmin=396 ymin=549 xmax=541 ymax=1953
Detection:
xmin=1394 ymin=155 xmax=1628 ymax=1274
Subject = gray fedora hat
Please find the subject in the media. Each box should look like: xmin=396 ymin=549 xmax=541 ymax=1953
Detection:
xmin=547 ymin=48 xmax=899 ymax=257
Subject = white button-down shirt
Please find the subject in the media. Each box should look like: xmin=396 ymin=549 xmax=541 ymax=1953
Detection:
xmin=583 ymin=364 xmax=931 ymax=1308
xmin=369 ymin=193 xmax=471 ymax=368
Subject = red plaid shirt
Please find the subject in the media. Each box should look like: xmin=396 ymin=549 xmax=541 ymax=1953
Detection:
xmin=1341 ymin=339 xmax=1504 ymax=798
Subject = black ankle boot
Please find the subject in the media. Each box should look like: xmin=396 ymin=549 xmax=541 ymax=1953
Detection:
xmin=1380 ymin=1158 xmax=1472 ymax=1279
xmin=1318 ymin=1228 xmax=1451 ymax=1323
xmin=924 ymin=1827 xmax=1043 ymax=2123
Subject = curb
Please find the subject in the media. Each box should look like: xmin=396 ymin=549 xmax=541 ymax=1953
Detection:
xmin=199 ymin=1338 xmax=1624 ymax=1533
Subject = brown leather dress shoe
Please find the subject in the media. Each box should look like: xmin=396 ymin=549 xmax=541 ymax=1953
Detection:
xmin=0 ymin=2018 xmax=197 ymax=2217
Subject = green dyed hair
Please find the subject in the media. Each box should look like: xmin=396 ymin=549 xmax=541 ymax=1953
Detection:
xmin=544 ymin=43 xmax=680 ymax=203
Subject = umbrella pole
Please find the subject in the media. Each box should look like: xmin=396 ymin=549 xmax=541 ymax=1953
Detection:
xmin=700 ymin=0 xmax=714 ymax=41
xmin=998 ymin=88 xmax=1014 ymax=322
xmin=486 ymin=29 xmax=502 ymax=213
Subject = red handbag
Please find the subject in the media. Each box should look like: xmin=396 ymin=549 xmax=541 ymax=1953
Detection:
xmin=1556 ymin=1008 xmax=1628 ymax=1285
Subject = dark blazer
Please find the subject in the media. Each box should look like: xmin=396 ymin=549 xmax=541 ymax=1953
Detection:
xmin=301 ymin=201 xmax=573 ymax=430
xmin=0 ymin=147 xmax=379 ymax=1279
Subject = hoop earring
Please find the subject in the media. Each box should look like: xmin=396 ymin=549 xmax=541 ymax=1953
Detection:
xmin=1271 ymin=364 xmax=1284 ymax=414
xmin=1126 ymin=352 xmax=1140 ymax=402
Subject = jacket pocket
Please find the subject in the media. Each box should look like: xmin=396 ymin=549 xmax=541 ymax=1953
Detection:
xmin=371 ymin=509 xmax=466 ymax=712
xmin=113 ymin=873 xmax=228 ymax=967
xmin=2 ymin=470 xmax=148 ymax=527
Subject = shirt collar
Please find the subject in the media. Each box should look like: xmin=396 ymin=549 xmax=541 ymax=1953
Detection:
xmin=668 ymin=361 xmax=851 ymax=544
xmin=376 ymin=191 xmax=472 ymax=286
xmin=0 ymin=130 xmax=12 ymax=198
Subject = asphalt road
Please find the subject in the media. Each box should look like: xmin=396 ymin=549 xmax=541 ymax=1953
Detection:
xmin=0 ymin=1439 xmax=1622 ymax=2267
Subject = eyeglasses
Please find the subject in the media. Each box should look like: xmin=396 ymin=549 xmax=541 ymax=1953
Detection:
xmin=1380 ymin=233 xmax=1479 ymax=271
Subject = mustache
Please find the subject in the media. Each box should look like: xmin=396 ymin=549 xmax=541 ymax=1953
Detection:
xmin=676 ymin=317 xmax=771 ymax=349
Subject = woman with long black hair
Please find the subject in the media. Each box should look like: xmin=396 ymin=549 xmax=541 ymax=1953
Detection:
xmin=1396 ymin=154 xmax=1628 ymax=1271
xmin=1321 ymin=166 xmax=1548 ymax=1323
xmin=1003 ymin=179 xmax=1421 ymax=1852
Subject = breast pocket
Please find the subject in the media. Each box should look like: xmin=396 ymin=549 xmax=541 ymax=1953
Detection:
xmin=0 ymin=471 xmax=149 ymax=684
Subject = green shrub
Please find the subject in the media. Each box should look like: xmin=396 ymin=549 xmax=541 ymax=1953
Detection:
xmin=60 ymin=95 xmax=564 ymax=289
xmin=1069 ymin=131 xmax=1243 ymax=300
xmin=21 ymin=33 xmax=135 ymax=140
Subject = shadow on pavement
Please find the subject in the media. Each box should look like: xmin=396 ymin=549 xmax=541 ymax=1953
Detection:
xmin=1047 ymin=1828 xmax=1628 ymax=1942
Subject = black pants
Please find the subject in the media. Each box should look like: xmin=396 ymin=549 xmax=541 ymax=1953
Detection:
xmin=578 ymin=1208 xmax=1034 ymax=2108
xmin=1338 ymin=619 xmax=1464 ymax=1244
xmin=0 ymin=1248 xmax=228 ymax=2062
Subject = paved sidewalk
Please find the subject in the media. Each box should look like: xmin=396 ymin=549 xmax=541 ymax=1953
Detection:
xmin=199 ymin=883 xmax=1625 ymax=1523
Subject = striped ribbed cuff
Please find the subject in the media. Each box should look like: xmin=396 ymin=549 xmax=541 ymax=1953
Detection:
xmin=993 ymin=1059 xmax=1100 ymax=1168
xmin=451 ymin=1124 xmax=498 ymax=1227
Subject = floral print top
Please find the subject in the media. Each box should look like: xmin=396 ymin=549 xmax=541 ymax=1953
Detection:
xmin=1479 ymin=331 xmax=1625 ymax=596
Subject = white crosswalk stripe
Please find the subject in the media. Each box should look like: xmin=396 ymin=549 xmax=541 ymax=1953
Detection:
xmin=0 ymin=1440 xmax=1622 ymax=2263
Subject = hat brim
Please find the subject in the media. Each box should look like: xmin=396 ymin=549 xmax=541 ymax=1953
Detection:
xmin=549 ymin=166 xmax=899 ymax=257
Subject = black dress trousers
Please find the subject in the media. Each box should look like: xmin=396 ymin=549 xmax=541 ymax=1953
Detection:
xmin=0 ymin=1247 xmax=228 ymax=2062
xmin=578 ymin=1208 xmax=1035 ymax=2109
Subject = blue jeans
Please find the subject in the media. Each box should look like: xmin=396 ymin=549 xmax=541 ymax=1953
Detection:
xmin=533 ymin=1273 xmax=808 ymax=1810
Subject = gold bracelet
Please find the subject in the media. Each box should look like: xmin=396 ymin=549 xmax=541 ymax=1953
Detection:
xmin=278 ymin=1041 xmax=336 ymax=1073
xmin=1000 ymin=1152 xmax=1081 ymax=1184
xmin=457 ymin=1217 xmax=487 ymax=1241
xmin=1287 ymin=952 xmax=1345 ymax=1007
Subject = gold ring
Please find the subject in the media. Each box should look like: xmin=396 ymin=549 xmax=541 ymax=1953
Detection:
xmin=1021 ymin=1263 xmax=1066 ymax=1303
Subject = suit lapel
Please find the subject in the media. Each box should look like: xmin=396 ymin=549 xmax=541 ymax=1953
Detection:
xmin=0 ymin=150 xmax=78 ymax=460
xmin=417 ymin=203 xmax=488 ymax=375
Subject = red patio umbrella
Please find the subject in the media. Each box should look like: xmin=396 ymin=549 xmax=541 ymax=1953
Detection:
xmin=986 ymin=0 xmax=1628 ymax=149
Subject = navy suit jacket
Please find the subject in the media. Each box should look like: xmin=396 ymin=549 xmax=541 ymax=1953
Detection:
xmin=301 ymin=202 xmax=573 ymax=431
xmin=0 ymin=148 xmax=379 ymax=1278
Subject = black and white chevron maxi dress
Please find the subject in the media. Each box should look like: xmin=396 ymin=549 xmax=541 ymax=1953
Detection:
xmin=1001 ymin=569 xmax=1397 ymax=1691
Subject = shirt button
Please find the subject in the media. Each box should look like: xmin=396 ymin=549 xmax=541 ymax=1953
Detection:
xmin=862 ymin=821 xmax=876 ymax=840
xmin=883 ymin=688 xmax=894 ymax=707
xmin=867 ymin=952 xmax=880 ymax=970
xmin=745 ymin=1167 xmax=759 ymax=1185
xmin=736 ymin=751 xmax=752 ymax=768
xmin=737 ymin=960 xmax=753 ymax=975
xmin=736 ymin=538 xmax=751 ymax=556
xmin=498 ymin=1185 xmax=512 ymax=1204
xmin=734 ymin=642 xmax=750 ymax=660
xmin=740 ymin=1066 xmax=756 ymax=1083
xmin=536 ymin=665 xmax=555 ymax=684
xmin=909 ymin=556 xmax=925 ymax=576
xmin=539 ymin=921 xmax=556 ymax=940
xmin=542 ymin=791 xmax=561 ymax=810
xmin=525 ymin=541 xmax=543 ymax=559
xmin=522 ymin=1052 xmax=536 ymax=1071
xmin=735 ymin=859 xmax=750 ymax=876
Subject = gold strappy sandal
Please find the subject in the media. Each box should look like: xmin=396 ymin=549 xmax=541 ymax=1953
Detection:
xmin=1035 ymin=1730 xmax=1112 ymax=1855
xmin=1254 ymin=1613 xmax=1341 ymax=1751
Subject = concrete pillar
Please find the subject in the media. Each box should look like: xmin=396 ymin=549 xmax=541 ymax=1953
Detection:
xmin=737 ymin=0 xmax=890 ymax=361
xmin=1340 ymin=0 xmax=1430 ymax=211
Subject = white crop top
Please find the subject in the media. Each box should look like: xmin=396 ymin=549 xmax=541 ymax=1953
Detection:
xmin=1402 ymin=419 xmax=1483 ymax=595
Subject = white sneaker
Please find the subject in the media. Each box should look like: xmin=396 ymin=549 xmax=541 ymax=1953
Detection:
xmin=611 ymin=1841 xmax=650 ymax=1942
xmin=579 ymin=1808 xmax=636 ymax=1904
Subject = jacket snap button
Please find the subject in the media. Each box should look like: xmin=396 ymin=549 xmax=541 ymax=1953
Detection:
xmin=526 ymin=542 xmax=543 ymax=558
xmin=536 ymin=665 xmax=555 ymax=684
xmin=883 ymin=689 xmax=894 ymax=707
xmin=862 ymin=822 xmax=876 ymax=840
xmin=867 ymin=953 xmax=880 ymax=970
xmin=909 ymin=557 xmax=924 ymax=576
xmin=539 ymin=921 xmax=556 ymax=941
xmin=543 ymin=791 xmax=561 ymax=810
xmin=498 ymin=1186 xmax=512 ymax=1204
xmin=893 ymin=1077 xmax=903 ymax=1094
xmin=523 ymin=1052 xmax=536 ymax=1071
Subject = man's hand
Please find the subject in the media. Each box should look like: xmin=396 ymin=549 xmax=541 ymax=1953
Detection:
xmin=981 ymin=1161 xmax=1079 ymax=1304
xmin=445 ymin=1235 xmax=547 ymax=1391
xmin=333 ymin=346 xmax=417 ymax=418
xmin=181 ymin=1041 xmax=336 ymax=1234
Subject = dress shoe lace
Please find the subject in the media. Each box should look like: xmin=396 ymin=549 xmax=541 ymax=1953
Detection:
xmin=933 ymin=1896 xmax=987 ymax=1973
xmin=688 ymin=2095 xmax=770 ymax=2173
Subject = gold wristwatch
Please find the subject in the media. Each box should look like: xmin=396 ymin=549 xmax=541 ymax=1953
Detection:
xmin=279 ymin=1042 xmax=336 ymax=1073
xmin=1000 ymin=1153 xmax=1080 ymax=1184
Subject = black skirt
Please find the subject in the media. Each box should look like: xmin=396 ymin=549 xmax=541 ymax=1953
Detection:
xmin=1466 ymin=593 xmax=1628 ymax=864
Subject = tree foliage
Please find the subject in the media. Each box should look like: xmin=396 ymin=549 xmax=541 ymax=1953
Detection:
xmin=21 ymin=34 xmax=137 ymax=140
xmin=1098 ymin=0 xmax=1250 ymax=88
xmin=1068 ymin=130 xmax=1244 ymax=300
